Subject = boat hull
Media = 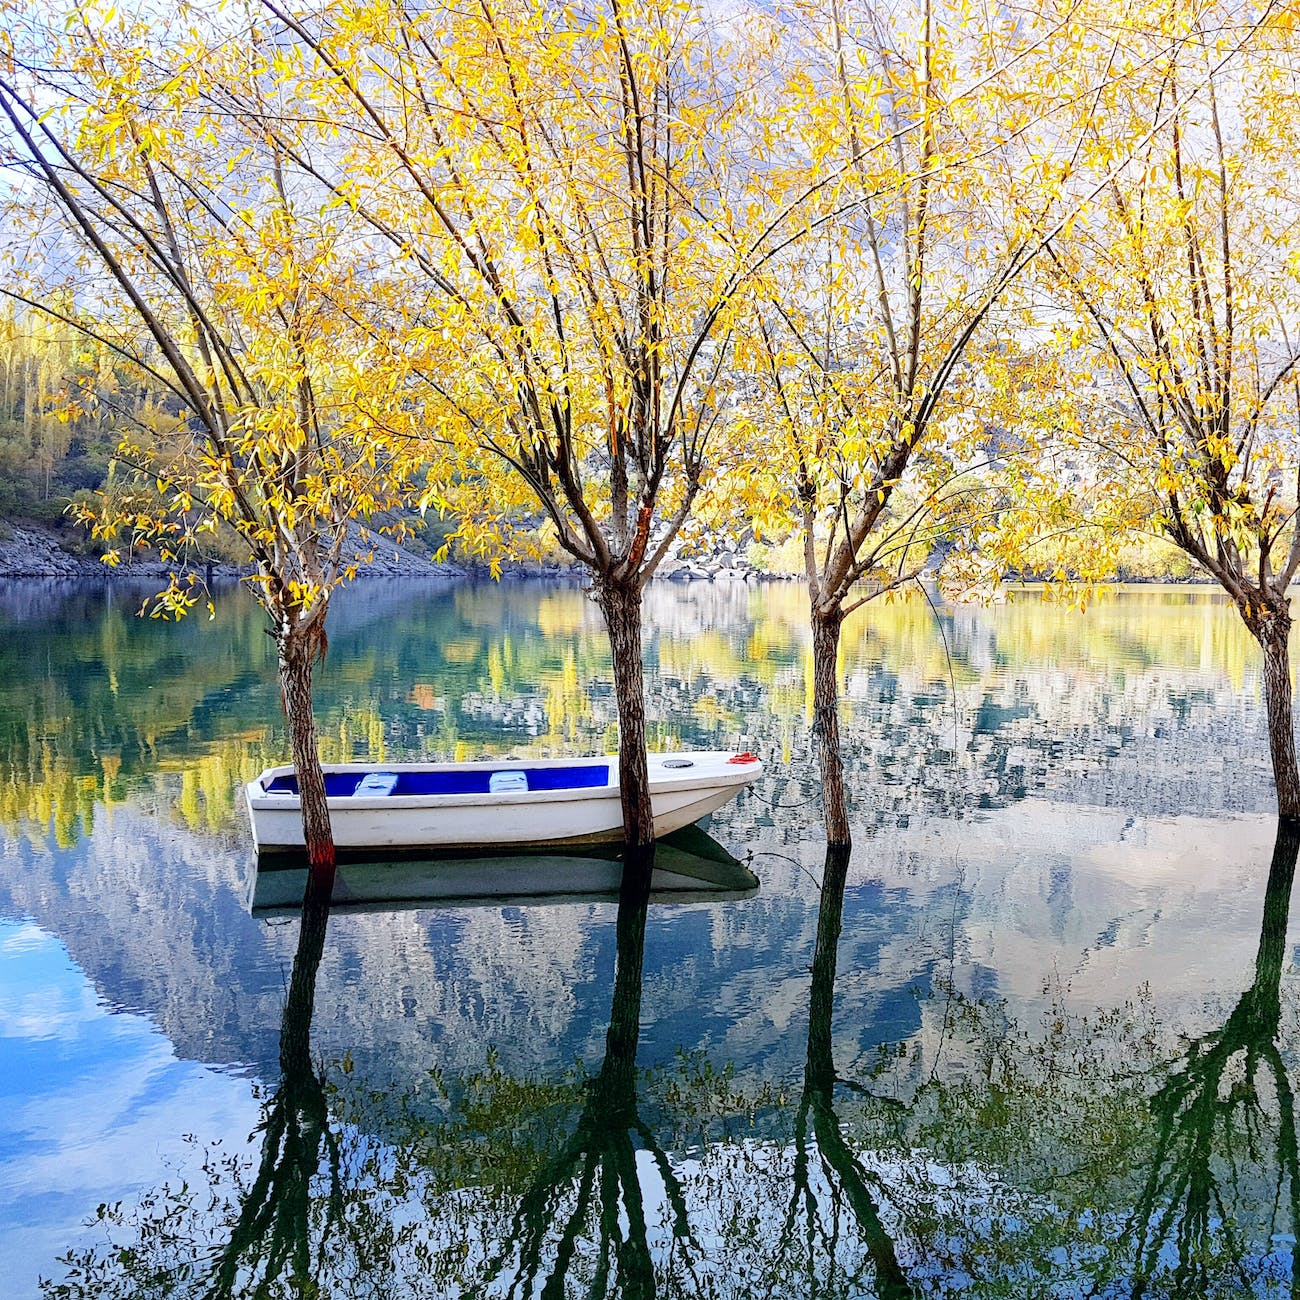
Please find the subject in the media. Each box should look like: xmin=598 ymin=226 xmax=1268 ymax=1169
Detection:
xmin=245 ymin=751 xmax=762 ymax=853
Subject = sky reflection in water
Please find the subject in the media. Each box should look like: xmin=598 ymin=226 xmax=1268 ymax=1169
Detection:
xmin=0 ymin=579 xmax=1296 ymax=1296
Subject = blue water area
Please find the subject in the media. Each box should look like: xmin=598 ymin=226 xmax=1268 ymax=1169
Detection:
xmin=0 ymin=918 xmax=258 ymax=1300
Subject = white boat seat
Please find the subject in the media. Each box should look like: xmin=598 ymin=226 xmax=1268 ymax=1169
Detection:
xmin=354 ymin=771 xmax=400 ymax=796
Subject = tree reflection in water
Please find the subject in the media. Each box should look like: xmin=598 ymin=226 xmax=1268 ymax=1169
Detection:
xmin=41 ymin=869 xmax=369 ymax=1299
xmin=206 ymin=872 xmax=342 ymax=1298
xmin=485 ymin=845 xmax=697 ymax=1299
xmin=38 ymin=828 xmax=1300 ymax=1298
xmin=1123 ymin=819 xmax=1300 ymax=1298
xmin=786 ymin=844 xmax=916 ymax=1298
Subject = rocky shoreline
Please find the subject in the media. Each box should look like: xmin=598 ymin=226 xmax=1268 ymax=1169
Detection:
xmin=0 ymin=518 xmax=789 ymax=583
xmin=0 ymin=520 xmax=461 ymax=581
xmin=0 ymin=522 xmax=151 ymax=579
xmin=0 ymin=518 xmax=1211 ymax=585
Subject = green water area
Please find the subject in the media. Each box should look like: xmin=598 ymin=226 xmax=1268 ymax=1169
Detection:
xmin=1 ymin=578 xmax=1295 ymax=1297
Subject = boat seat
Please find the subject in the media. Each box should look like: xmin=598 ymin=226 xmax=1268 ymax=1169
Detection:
xmin=354 ymin=771 xmax=399 ymax=796
xmin=266 ymin=764 xmax=612 ymax=798
xmin=392 ymin=766 xmax=608 ymax=794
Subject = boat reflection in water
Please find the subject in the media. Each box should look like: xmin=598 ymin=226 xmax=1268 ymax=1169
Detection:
xmin=247 ymin=825 xmax=759 ymax=913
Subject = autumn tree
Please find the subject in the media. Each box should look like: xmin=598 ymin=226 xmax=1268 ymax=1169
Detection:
xmin=741 ymin=0 xmax=1278 ymax=845
xmin=0 ymin=305 xmax=75 ymax=505
xmin=1038 ymin=3 xmax=1300 ymax=818
xmin=255 ymin=0 xmax=811 ymax=851
xmin=0 ymin=2 xmax=415 ymax=885
xmin=733 ymin=0 xmax=1081 ymax=845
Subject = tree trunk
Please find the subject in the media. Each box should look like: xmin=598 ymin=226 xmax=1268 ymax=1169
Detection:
xmin=811 ymin=605 xmax=851 ymax=847
xmin=594 ymin=578 xmax=655 ymax=855
xmin=277 ymin=620 xmax=336 ymax=893
xmin=1257 ymin=613 xmax=1300 ymax=821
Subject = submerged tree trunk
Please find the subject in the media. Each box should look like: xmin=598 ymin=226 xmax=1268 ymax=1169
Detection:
xmin=594 ymin=577 xmax=655 ymax=856
xmin=277 ymin=617 xmax=336 ymax=892
xmin=1243 ymin=604 xmax=1300 ymax=822
xmin=811 ymin=605 xmax=851 ymax=847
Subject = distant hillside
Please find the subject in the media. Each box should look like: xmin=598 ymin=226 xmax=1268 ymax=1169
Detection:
xmin=0 ymin=517 xmax=469 ymax=581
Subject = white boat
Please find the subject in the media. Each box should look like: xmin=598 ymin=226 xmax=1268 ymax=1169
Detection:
xmin=245 ymin=750 xmax=763 ymax=853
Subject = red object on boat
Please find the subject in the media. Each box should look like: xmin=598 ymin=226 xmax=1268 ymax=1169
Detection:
xmin=728 ymin=752 xmax=760 ymax=764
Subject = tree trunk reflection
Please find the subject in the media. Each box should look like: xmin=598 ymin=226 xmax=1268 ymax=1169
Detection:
xmin=207 ymin=871 xmax=340 ymax=1297
xmin=489 ymin=845 xmax=694 ymax=1297
xmin=786 ymin=843 xmax=917 ymax=1298
xmin=1125 ymin=819 xmax=1300 ymax=1298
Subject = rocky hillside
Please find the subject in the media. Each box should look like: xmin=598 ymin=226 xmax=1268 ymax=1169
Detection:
xmin=0 ymin=518 xmax=466 ymax=581
xmin=0 ymin=521 xmax=154 ymax=579
xmin=0 ymin=516 xmax=797 ymax=582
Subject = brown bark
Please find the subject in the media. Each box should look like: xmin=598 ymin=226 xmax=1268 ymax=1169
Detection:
xmin=812 ymin=605 xmax=851 ymax=847
xmin=1244 ymin=604 xmax=1300 ymax=822
xmin=277 ymin=619 xmax=336 ymax=892
xmin=1261 ymin=619 xmax=1300 ymax=821
xmin=594 ymin=577 xmax=655 ymax=856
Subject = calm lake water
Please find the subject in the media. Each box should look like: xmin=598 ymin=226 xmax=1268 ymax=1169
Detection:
xmin=1 ymin=577 xmax=1296 ymax=1297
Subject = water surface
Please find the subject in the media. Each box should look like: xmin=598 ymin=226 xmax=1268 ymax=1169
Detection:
xmin=1 ymin=579 xmax=1294 ymax=1297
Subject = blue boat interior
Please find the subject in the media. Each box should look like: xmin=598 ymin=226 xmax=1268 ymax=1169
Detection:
xmin=264 ymin=765 xmax=611 ymax=798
